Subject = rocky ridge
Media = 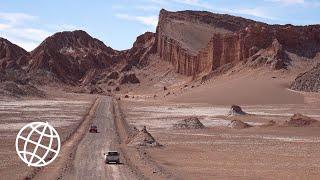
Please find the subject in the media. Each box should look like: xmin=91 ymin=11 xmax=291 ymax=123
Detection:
xmin=1 ymin=9 xmax=320 ymax=95
xmin=291 ymin=63 xmax=320 ymax=92
xmin=156 ymin=9 xmax=320 ymax=77
xmin=0 ymin=38 xmax=29 ymax=70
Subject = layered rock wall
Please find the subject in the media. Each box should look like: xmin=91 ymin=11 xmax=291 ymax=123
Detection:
xmin=156 ymin=9 xmax=320 ymax=77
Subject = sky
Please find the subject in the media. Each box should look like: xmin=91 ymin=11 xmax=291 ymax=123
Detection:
xmin=0 ymin=0 xmax=319 ymax=51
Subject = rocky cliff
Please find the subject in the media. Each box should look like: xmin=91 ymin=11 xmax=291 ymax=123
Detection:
xmin=155 ymin=9 xmax=320 ymax=77
xmin=156 ymin=9 xmax=260 ymax=76
xmin=125 ymin=32 xmax=156 ymax=67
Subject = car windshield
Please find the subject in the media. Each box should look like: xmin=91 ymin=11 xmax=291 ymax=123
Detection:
xmin=108 ymin=152 xmax=119 ymax=155
xmin=91 ymin=125 xmax=97 ymax=128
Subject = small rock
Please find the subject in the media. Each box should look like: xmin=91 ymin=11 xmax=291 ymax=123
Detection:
xmin=128 ymin=126 xmax=161 ymax=147
xmin=173 ymin=117 xmax=205 ymax=129
xmin=228 ymin=105 xmax=247 ymax=116
xmin=228 ymin=120 xmax=252 ymax=129
xmin=286 ymin=113 xmax=319 ymax=127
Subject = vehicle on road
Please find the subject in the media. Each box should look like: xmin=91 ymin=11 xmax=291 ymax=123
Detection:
xmin=89 ymin=125 xmax=98 ymax=133
xmin=105 ymin=151 xmax=120 ymax=164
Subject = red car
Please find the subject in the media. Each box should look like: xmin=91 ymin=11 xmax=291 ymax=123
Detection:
xmin=89 ymin=125 xmax=98 ymax=133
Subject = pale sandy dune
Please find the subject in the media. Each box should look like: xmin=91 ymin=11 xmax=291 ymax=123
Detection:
xmin=171 ymin=72 xmax=304 ymax=105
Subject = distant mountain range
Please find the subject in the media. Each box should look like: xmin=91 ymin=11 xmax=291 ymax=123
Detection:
xmin=1 ymin=9 xmax=319 ymax=92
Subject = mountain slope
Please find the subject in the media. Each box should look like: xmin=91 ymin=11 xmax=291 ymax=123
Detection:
xmin=28 ymin=30 xmax=119 ymax=83
xmin=0 ymin=38 xmax=29 ymax=70
xmin=291 ymin=63 xmax=320 ymax=92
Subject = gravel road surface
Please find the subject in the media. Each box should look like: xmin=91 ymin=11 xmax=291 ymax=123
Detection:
xmin=65 ymin=97 xmax=136 ymax=180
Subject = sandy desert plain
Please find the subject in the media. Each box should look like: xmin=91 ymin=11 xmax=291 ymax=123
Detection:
xmin=0 ymin=90 xmax=96 ymax=179
xmin=1 ymin=62 xmax=320 ymax=180
xmin=118 ymin=67 xmax=320 ymax=180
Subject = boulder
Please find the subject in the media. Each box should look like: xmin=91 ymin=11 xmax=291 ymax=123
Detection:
xmin=173 ymin=117 xmax=205 ymax=129
xmin=228 ymin=120 xmax=252 ymax=129
xmin=128 ymin=126 xmax=161 ymax=147
xmin=286 ymin=113 xmax=319 ymax=127
xmin=228 ymin=105 xmax=247 ymax=116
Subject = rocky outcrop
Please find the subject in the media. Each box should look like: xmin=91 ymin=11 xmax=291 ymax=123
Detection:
xmin=291 ymin=64 xmax=320 ymax=92
xmin=285 ymin=113 xmax=319 ymax=127
xmin=155 ymin=9 xmax=320 ymax=77
xmin=173 ymin=117 xmax=205 ymax=129
xmin=228 ymin=120 xmax=252 ymax=129
xmin=126 ymin=32 xmax=156 ymax=67
xmin=0 ymin=38 xmax=29 ymax=70
xmin=128 ymin=126 xmax=161 ymax=147
xmin=120 ymin=73 xmax=140 ymax=84
xmin=28 ymin=30 xmax=119 ymax=84
xmin=228 ymin=105 xmax=247 ymax=116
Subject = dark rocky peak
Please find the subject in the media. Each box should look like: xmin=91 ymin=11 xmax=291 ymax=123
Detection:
xmin=31 ymin=30 xmax=117 ymax=57
xmin=0 ymin=38 xmax=29 ymax=70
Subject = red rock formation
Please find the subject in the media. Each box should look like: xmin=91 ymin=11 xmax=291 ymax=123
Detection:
xmin=125 ymin=32 xmax=156 ymax=67
xmin=0 ymin=38 xmax=29 ymax=70
xmin=28 ymin=30 xmax=119 ymax=83
xmin=156 ymin=9 xmax=261 ymax=76
xmin=155 ymin=9 xmax=320 ymax=77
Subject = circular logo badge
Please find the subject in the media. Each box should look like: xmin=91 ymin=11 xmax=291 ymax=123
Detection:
xmin=15 ymin=122 xmax=61 ymax=167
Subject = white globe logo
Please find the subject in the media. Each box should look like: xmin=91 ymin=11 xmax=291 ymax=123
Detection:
xmin=15 ymin=122 xmax=61 ymax=167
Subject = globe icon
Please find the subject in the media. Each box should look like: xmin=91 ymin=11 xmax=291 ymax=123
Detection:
xmin=15 ymin=122 xmax=61 ymax=167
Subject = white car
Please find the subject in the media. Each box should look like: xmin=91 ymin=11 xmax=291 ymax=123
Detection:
xmin=105 ymin=151 xmax=120 ymax=164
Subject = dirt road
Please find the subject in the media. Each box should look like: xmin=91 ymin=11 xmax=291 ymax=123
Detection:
xmin=65 ymin=97 xmax=136 ymax=180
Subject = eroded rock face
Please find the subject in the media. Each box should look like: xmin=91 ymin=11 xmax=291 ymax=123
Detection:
xmin=155 ymin=9 xmax=320 ymax=76
xmin=28 ymin=30 xmax=119 ymax=84
xmin=173 ymin=117 xmax=205 ymax=129
xmin=156 ymin=9 xmax=252 ymax=76
xmin=286 ymin=113 xmax=319 ymax=127
xmin=291 ymin=64 xmax=320 ymax=92
xmin=0 ymin=38 xmax=29 ymax=70
xmin=126 ymin=32 xmax=156 ymax=67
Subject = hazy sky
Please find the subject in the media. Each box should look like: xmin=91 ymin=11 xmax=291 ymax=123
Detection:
xmin=0 ymin=0 xmax=319 ymax=51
